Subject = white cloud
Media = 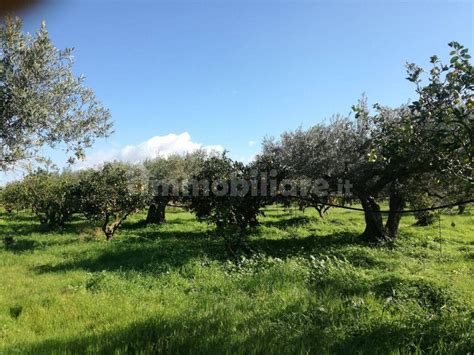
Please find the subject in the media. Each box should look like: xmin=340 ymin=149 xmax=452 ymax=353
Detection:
xmin=248 ymin=140 xmax=256 ymax=147
xmin=231 ymin=154 xmax=256 ymax=164
xmin=74 ymin=132 xmax=224 ymax=169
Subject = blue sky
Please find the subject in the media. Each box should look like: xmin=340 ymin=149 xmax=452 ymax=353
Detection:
xmin=3 ymin=0 xmax=473 ymax=180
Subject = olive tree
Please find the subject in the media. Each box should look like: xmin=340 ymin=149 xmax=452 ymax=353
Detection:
xmin=189 ymin=154 xmax=265 ymax=254
xmin=143 ymin=150 xmax=207 ymax=224
xmin=406 ymin=41 xmax=473 ymax=183
xmin=2 ymin=170 xmax=81 ymax=228
xmin=0 ymin=17 xmax=112 ymax=170
xmin=356 ymin=42 xmax=473 ymax=239
xmin=1 ymin=179 xmax=28 ymax=213
xmin=78 ymin=162 xmax=147 ymax=240
xmin=260 ymin=44 xmax=473 ymax=243
xmin=262 ymin=101 xmax=462 ymax=243
xmin=256 ymin=117 xmax=356 ymax=217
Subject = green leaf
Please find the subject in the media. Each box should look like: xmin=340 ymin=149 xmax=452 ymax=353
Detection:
xmin=450 ymin=56 xmax=459 ymax=63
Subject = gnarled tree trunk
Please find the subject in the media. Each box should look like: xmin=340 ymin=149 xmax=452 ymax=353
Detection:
xmin=102 ymin=213 xmax=113 ymax=241
xmin=385 ymin=190 xmax=404 ymax=239
xmin=145 ymin=197 xmax=168 ymax=224
xmin=360 ymin=195 xmax=386 ymax=242
xmin=102 ymin=212 xmax=129 ymax=241
xmin=359 ymin=187 xmax=405 ymax=243
xmin=314 ymin=204 xmax=331 ymax=218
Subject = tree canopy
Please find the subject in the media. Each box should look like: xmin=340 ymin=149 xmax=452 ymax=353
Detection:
xmin=258 ymin=43 xmax=473 ymax=243
xmin=0 ymin=17 xmax=112 ymax=170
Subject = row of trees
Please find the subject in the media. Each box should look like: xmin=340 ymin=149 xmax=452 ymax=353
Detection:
xmin=2 ymin=163 xmax=147 ymax=240
xmin=1 ymin=151 xmax=267 ymax=247
xmin=1 ymin=15 xmax=472 ymax=247
xmin=258 ymin=42 xmax=472 ymax=242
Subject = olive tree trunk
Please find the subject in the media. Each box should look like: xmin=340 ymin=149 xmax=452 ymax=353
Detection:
xmin=102 ymin=212 xmax=129 ymax=241
xmin=360 ymin=195 xmax=386 ymax=242
xmin=359 ymin=191 xmax=405 ymax=243
xmin=385 ymin=190 xmax=404 ymax=239
xmin=145 ymin=197 xmax=168 ymax=224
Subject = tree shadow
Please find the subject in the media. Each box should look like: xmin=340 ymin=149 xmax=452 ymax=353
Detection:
xmin=32 ymin=218 xmax=365 ymax=276
xmin=3 ymin=238 xmax=37 ymax=253
xmin=0 ymin=213 xmax=90 ymax=238
xmin=2 ymin=237 xmax=87 ymax=254
xmin=0 ymin=222 xmax=39 ymax=237
xmin=33 ymin=229 xmax=226 ymax=275
xmin=123 ymin=227 xmax=216 ymax=241
xmin=332 ymin=315 xmax=470 ymax=354
xmin=247 ymin=231 xmax=362 ymax=258
xmin=261 ymin=215 xmax=314 ymax=229
xmin=120 ymin=218 xmax=189 ymax=232
xmin=0 ymin=210 xmax=37 ymax=222
xmin=0 ymin=298 xmax=330 ymax=353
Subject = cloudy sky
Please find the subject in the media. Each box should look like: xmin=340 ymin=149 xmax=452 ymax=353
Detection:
xmin=74 ymin=132 xmax=224 ymax=169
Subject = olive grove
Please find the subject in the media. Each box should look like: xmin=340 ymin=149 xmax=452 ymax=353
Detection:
xmin=1 ymin=42 xmax=472 ymax=246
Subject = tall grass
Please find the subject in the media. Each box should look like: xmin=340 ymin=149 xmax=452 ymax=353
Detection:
xmin=0 ymin=205 xmax=472 ymax=353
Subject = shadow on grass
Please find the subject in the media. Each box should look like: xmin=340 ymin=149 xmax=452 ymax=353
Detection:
xmin=0 ymin=211 xmax=38 ymax=222
xmin=33 ymin=229 xmax=226 ymax=275
xmin=122 ymin=227 xmax=215 ymax=241
xmin=3 ymin=238 xmax=37 ymax=253
xmin=0 ymin=213 xmax=91 ymax=238
xmin=120 ymin=218 xmax=190 ymax=232
xmin=248 ymin=231 xmax=361 ymax=258
xmin=261 ymin=215 xmax=314 ymax=229
xmin=6 ymin=315 xmax=298 ymax=354
xmin=33 ymin=229 xmax=362 ymax=276
xmin=2 ymin=237 xmax=84 ymax=254
xmin=0 ymin=222 xmax=41 ymax=238
xmin=11 ymin=208 xmax=365 ymax=276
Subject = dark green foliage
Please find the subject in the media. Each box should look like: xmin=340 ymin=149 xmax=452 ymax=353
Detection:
xmin=189 ymin=154 xmax=265 ymax=253
xmin=78 ymin=162 xmax=148 ymax=240
xmin=143 ymin=150 xmax=207 ymax=224
xmin=1 ymin=180 xmax=28 ymax=212
xmin=1 ymin=170 xmax=81 ymax=229
xmin=410 ymin=193 xmax=437 ymax=226
xmin=407 ymin=41 xmax=473 ymax=183
xmin=259 ymin=43 xmax=473 ymax=243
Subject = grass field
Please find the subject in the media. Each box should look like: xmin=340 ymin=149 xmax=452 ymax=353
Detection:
xmin=0 ymin=205 xmax=473 ymax=354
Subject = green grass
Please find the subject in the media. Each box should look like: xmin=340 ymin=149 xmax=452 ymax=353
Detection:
xmin=0 ymin=205 xmax=473 ymax=354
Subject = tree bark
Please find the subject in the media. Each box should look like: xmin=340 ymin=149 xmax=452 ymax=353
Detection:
xmin=102 ymin=213 xmax=129 ymax=241
xmin=314 ymin=204 xmax=330 ymax=218
xmin=385 ymin=190 xmax=404 ymax=239
xmin=360 ymin=195 xmax=386 ymax=242
xmin=102 ymin=213 xmax=113 ymax=241
xmin=145 ymin=197 xmax=168 ymax=224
